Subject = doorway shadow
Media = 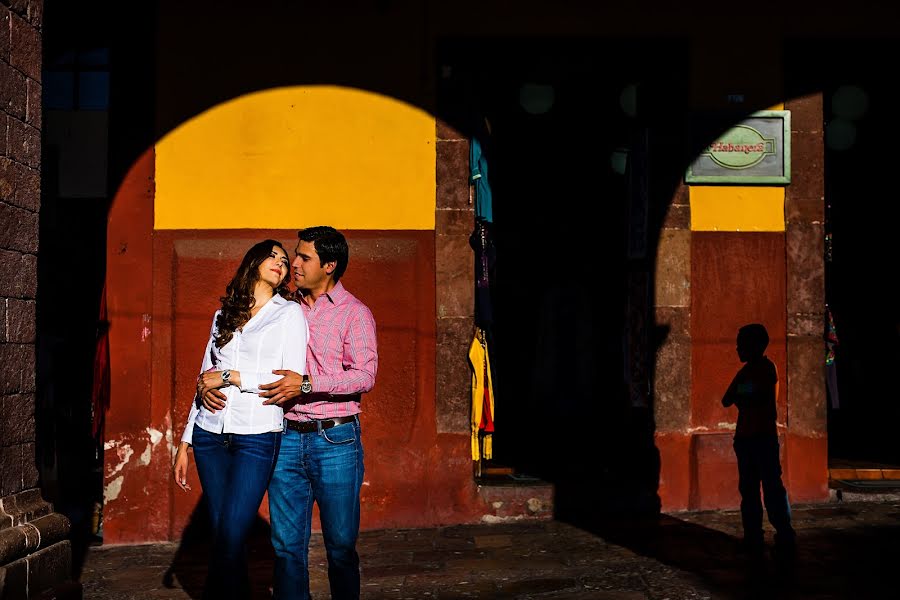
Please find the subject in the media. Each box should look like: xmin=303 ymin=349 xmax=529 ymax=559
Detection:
xmin=163 ymin=496 xmax=276 ymax=600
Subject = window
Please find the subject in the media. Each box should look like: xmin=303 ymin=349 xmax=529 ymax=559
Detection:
xmin=43 ymin=47 xmax=110 ymax=111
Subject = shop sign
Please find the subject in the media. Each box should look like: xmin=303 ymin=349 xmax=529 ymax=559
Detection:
xmin=686 ymin=110 xmax=791 ymax=185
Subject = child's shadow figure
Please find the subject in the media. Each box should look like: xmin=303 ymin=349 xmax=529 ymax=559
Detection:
xmin=722 ymin=324 xmax=797 ymax=560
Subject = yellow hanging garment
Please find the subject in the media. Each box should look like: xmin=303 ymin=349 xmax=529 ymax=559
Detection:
xmin=468 ymin=328 xmax=494 ymax=460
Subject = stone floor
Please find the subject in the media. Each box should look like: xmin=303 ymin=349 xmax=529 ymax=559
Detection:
xmin=80 ymin=496 xmax=900 ymax=599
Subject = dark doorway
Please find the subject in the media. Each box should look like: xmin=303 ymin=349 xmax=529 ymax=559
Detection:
xmin=787 ymin=39 xmax=900 ymax=471
xmin=438 ymin=38 xmax=689 ymax=521
xmin=821 ymin=45 xmax=900 ymax=468
xmin=39 ymin=0 xmax=156 ymax=571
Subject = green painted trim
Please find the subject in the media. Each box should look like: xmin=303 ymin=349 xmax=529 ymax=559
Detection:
xmin=685 ymin=110 xmax=791 ymax=185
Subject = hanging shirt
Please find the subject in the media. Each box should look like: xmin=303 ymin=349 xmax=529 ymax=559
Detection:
xmin=470 ymin=137 xmax=494 ymax=223
xmin=469 ymin=329 xmax=495 ymax=460
xmin=825 ymin=306 xmax=839 ymax=366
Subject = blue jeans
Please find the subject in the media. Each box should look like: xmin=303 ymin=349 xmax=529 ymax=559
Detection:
xmin=733 ymin=436 xmax=795 ymax=544
xmin=192 ymin=427 xmax=281 ymax=600
xmin=269 ymin=418 xmax=364 ymax=600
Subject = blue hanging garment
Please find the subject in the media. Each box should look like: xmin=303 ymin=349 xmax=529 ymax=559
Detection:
xmin=470 ymin=137 xmax=493 ymax=223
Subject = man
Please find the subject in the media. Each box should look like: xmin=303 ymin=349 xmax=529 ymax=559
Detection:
xmin=204 ymin=226 xmax=377 ymax=599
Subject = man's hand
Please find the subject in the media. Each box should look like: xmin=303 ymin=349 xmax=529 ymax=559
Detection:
xmin=260 ymin=370 xmax=303 ymax=406
xmin=201 ymin=388 xmax=227 ymax=413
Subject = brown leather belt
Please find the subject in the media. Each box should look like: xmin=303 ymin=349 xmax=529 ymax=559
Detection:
xmin=285 ymin=415 xmax=358 ymax=434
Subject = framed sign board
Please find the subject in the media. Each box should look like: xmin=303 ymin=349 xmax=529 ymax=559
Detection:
xmin=685 ymin=110 xmax=791 ymax=185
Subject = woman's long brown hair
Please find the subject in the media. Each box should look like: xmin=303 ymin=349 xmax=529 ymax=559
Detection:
xmin=214 ymin=239 xmax=291 ymax=348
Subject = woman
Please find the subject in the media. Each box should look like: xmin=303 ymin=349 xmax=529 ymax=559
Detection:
xmin=173 ymin=239 xmax=308 ymax=599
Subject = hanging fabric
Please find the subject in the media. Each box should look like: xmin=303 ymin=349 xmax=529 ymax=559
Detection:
xmin=470 ymin=137 xmax=493 ymax=223
xmin=825 ymin=304 xmax=840 ymax=409
xmin=469 ymin=327 xmax=494 ymax=461
xmin=91 ymin=284 xmax=111 ymax=439
xmin=469 ymin=128 xmax=497 ymax=463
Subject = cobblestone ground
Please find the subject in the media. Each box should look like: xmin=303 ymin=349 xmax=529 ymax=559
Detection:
xmin=80 ymin=498 xmax=900 ymax=599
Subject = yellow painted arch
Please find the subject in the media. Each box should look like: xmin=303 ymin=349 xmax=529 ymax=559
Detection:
xmin=155 ymin=86 xmax=436 ymax=230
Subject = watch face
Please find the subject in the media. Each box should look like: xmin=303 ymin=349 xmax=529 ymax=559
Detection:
xmin=301 ymin=378 xmax=312 ymax=393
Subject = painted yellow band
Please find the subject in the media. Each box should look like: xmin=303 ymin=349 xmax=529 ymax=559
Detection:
xmin=689 ymin=186 xmax=785 ymax=232
xmin=155 ymin=86 xmax=436 ymax=230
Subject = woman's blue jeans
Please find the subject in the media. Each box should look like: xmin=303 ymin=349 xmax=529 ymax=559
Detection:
xmin=268 ymin=418 xmax=364 ymax=600
xmin=192 ymin=427 xmax=281 ymax=600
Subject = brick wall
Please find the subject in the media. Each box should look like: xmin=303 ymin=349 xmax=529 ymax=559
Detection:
xmin=0 ymin=0 xmax=41 ymax=502
xmin=0 ymin=1 xmax=79 ymax=597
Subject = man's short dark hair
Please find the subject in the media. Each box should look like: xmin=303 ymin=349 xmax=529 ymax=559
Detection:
xmin=298 ymin=226 xmax=349 ymax=282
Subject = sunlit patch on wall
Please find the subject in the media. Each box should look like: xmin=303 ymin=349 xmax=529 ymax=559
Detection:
xmin=155 ymin=86 xmax=436 ymax=230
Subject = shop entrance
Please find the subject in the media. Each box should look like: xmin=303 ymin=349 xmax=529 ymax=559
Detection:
xmin=438 ymin=38 xmax=689 ymax=519
xmin=791 ymin=41 xmax=900 ymax=487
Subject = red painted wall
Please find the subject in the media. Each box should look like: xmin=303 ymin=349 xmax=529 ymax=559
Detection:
xmin=689 ymin=231 xmax=788 ymax=510
xmin=104 ymin=151 xmax=547 ymax=543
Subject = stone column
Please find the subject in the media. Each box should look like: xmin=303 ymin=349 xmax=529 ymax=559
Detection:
xmin=434 ymin=119 xmax=474 ymax=435
xmin=653 ymin=184 xmax=693 ymax=510
xmin=0 ymin=1 xmax=80 ymax=596
xmin=784 ymin=92 xmax=829 ymax=502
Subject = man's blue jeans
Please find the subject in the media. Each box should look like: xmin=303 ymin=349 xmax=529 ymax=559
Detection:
xmin=269 ymin=418 xmax=364 ymax=600
xmin=192 ymin=427 xmax=281 ymax=600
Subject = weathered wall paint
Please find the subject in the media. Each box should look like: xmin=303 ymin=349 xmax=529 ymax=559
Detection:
xmin=105 ymin=149 xmax=170 ymax=543
xmin=153 ymin=230 xmax=450 ymax=536
xmin=105 ymin=91 xmax=554 ymax=543
xmin=653 ymin=95 xmax=819 ymax=511
xmin=154 ymin=86 xmax=436 ymax=231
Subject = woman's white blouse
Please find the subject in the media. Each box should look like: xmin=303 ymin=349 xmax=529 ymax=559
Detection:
xmin=181 ymin=294 xmax=309 ymax=443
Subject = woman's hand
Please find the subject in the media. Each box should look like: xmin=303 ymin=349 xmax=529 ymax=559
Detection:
xmin=197 ymin=370 xmax=225 ymax=397
xmin=196 ymin=369 xmax=242 ymax=398
xmin=173 ymin=442 xmax=192 ymax=492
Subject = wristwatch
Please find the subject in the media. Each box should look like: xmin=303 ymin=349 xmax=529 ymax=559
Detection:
xmin=300 ymin=375 xmax=312 ymax=394
xmin=222 ymin=370 xmax=232 ymax=386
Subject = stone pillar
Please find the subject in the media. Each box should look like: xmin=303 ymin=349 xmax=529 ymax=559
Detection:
xmin=0 ymin=0 xmax=80 ymax=597
xmin=434 ymin=119 xmax=474 ymax=435
xmin=653 ymin=184 xmax=693 ymax=510
xmin=784 ymin=92 xmax=829 ymax=502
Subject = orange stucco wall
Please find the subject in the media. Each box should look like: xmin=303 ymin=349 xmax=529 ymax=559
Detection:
xmin=105 ymin=151 xmax=514 ymax=543
xmin=103 ymin=87 xmax=535 ymax=543
xmin=655 ymin=146 xmax=827 ymax=511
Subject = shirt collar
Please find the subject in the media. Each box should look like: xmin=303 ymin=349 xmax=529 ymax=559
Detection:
xmin=297 ymin=281 xmax=346 ymax=306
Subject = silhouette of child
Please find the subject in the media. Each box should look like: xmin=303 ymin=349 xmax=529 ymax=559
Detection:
xmin=722 ymin=323 xmax=796 ymax=553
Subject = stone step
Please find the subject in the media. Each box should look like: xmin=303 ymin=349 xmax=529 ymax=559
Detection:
xmin=475 ymin=472 xmax=554 ymax=522
xmin=828 ymin=467 xmax=900 ymax=481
